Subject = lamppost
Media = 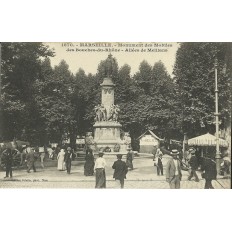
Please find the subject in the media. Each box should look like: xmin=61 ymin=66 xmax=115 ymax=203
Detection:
xmin=183 ymin=132 xmax=187 ymax=157
xmin=0 ymin=42 xmax=2 ymax=141
xmin=214 ymin=58 xmax=221 ymax=175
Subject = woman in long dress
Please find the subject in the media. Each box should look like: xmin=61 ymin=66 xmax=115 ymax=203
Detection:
xmin=84 ymin=149 xmax=95 ymax=176
xmin=94 ymin=152 xmax=106 ymax=188
xmin=57 ymin=148 xmax=66 ymax=171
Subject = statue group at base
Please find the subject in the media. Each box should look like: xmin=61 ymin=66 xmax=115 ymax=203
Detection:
xmin=108 ymin=104 xmax=120 ymax=122
xmin=94 ymin=104 xmax=120 ymax=122
xmin=94 ymin=104 xmax=107 ymax=122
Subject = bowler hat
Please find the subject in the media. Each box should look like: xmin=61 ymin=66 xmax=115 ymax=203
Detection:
xmin=170 ymin=149 xmax=179 ymax=155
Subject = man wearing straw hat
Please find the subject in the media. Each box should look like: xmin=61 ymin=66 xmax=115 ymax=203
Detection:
xmin=166 ymin=149 xmax=182 ymax=189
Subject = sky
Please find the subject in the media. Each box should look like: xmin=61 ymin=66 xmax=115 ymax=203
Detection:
xmin=46 ymin=42 xmax=179 ymax=77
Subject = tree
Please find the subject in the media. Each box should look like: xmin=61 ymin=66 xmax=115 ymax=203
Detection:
xmin=34 ymin=59 xmax=76 ymax=145
xmin=126 ymin=60 xmax=181 ymax=141
xmin=1 ymin=43 xmax=54 ymax=142
xmin=133 ymin=60 xmax=152 ymax=93
xmin=173 ymin=42 xmax=231 ymax=137
xmin=72 ymin=68 xmax=97 ymax=136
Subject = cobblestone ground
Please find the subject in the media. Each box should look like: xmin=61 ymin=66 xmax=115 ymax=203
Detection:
xmin=0 ymin=156 xmax=230 ymax=189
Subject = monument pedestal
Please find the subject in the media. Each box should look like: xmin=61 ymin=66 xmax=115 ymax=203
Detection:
xmin=93 ymin=121 xmax=123 ymax=151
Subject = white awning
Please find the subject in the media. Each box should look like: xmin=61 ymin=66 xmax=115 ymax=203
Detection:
xmin=188 ymin=133 xmax=228 ymax=147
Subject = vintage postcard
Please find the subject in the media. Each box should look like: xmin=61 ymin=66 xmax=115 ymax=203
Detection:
xmin=0 ymin=42 xmax=231 ymax=189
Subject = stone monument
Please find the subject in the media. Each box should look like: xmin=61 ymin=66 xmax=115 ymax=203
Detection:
xmin=93 ymin=54 xmax=123 ymax=152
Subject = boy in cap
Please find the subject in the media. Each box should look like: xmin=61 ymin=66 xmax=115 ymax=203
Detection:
xmin=112 ymin=154 xmax=128 ymax=188
xmin=166 ymin=149 xmax=182 ymax=189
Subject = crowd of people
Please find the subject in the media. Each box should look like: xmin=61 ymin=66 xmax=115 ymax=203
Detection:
xmin=0 ymin=145 xmax=134 ymax=189
xmin=153 ymin=145 xmax=231 ymax=189
xmin=1 ymin=143 xmax=231 ymax=189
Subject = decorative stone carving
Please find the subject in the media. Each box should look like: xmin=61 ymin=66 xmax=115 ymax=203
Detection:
xmin=94 ymin=104 xmax=107 ymax=122
xmin=108 ymin=104 xmax=120 ymax=122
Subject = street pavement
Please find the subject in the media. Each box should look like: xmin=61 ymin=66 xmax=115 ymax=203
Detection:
xmin=0 ymin=155 xmax=230 ymax=189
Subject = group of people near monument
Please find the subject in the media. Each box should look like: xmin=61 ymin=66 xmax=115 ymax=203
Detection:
xmin=93 ymin=150 xmax=131 ymax=189
xmin=0 ymin=144 xmax=134 ymax=189
xmin=83 ymin=147 xmax=133 ymax=188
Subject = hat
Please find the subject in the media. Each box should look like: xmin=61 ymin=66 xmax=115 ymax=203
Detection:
xmin=170 ymin=149 xmax=179 ymax=155
xmin=98 ymin=151 xmax=104 ymax=156
xmin=117 ymin=154 xmax=122 ymax=159
xmin=188 ymin=148 xmax=196 ymax=154
xmin=67 ymin=147 xmax=72 ymax=151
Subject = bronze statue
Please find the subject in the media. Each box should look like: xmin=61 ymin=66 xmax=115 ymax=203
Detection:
xmin=104 ymin=54 xmax=116 ymax=78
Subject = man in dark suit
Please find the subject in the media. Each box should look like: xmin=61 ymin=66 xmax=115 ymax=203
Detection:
xmin=26 ymin=147 xmax=36 ymax=173
xmin=64 ymin=147 xmax=74 ymax=174
xmin=201 ymin=154 xmax=217 ymax=189
xmin=4 ymin=148 xmax=14 ymax=178
xmin=188 ymin=148 xmax=199 ymax=182
xmin=112 ymin=154 xmax=128 ymax=188
xmin=166 ymin=149 xmax=182 ymax=189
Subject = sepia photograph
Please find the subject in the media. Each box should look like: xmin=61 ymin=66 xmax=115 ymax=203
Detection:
xmin=1 ymin=1 xmax=232 ymax=232
xmin=0 ymin=42 xmax=231 ymax=189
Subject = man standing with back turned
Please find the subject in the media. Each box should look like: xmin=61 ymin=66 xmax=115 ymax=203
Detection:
xmin=112 ymin=154 xmax=128 ymax=188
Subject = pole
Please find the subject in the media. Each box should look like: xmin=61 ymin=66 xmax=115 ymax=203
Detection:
xmin=214 ymin=58 xmax=221 ymax=175
xmin=0 ymin=42 xmax=2 ymax=141
xmin=183 ymin=133 xmax=187 ymax=159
